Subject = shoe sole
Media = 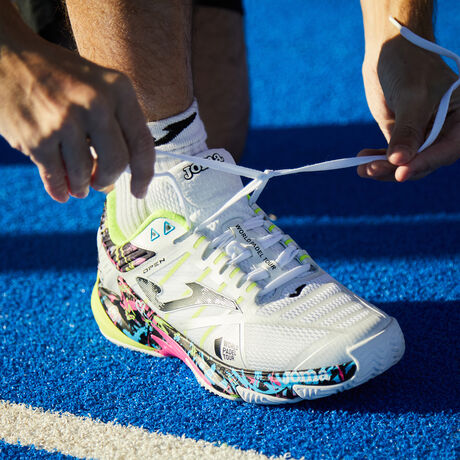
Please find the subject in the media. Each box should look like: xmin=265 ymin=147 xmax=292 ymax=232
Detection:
xmin=91 ymin=277 xmax=405 ymax=405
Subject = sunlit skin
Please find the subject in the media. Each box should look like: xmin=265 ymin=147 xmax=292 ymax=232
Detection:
xmin=358 ymin=0 xmax=460 ymax=182
xmin=0 ymin=0 xmax=156 ymax=202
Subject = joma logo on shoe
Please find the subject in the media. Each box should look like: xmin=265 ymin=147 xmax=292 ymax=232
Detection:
xmin=183 ymin=152 xmax=224 ymax=180
xmin=183 ymin=163 xmax=207 ymax=180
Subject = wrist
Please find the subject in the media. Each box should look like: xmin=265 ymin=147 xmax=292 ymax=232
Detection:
xmin=361 ymin=0 xmax=434 ymax=60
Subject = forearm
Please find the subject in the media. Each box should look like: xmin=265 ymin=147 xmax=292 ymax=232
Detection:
xmin=361 ymin=0 xmax=434 ymax=58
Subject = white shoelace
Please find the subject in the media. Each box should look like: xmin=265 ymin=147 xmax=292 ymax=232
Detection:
xmin=158 ymin=18 xmax=460 ymax=296
xmin=207 ymin=214 xmax=309 ymax=296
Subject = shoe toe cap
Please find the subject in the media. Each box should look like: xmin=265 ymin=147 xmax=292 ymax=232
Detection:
xmin=245 ymin=277 xmax=394 ymax=371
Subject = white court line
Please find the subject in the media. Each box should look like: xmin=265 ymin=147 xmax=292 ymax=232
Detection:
xmin=0 ymin=400 xmax=286 ymax=460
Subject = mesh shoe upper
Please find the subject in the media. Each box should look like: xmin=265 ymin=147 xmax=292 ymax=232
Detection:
xmin=98 ymin=149 xmax=389 ymax=371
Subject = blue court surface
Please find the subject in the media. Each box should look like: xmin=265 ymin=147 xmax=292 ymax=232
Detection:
xmin=1 ymin=1 xmax=459 ymax=459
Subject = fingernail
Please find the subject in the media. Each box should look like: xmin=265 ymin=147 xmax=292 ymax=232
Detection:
xmin=388 ymin=146 xmax=412 ymax=165
xmin=366 ymin=162 xmax=386 ymax=177
xmin=72 ymin=188 xmax=88 ymax=199
xmin=55 ymin=193 xmax=69 ymax=203
xmin=396 ymin=165 xmax=414 ymax=182
xmin=132 ymin=187 xmax=147 ymax=199
xmin=365 ymin=166 xmax=375 ymax=176
xmin=79 ymin=187 xmax=90 ymax=199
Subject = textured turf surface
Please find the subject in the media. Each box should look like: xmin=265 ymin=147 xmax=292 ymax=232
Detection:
xmin=1 ymin=1 xmax=459 ymax=458
xmin=0 ymin=442 xmax=71 ymax=460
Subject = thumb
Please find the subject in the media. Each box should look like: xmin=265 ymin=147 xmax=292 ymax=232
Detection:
xmin=387 ymin=108 xmax=429 ymax=166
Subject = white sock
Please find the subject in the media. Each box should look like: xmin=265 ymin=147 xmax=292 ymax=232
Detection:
xmin=149 ymin=99 xmax=207 ymax=172
xmin=114 ymin=99 xmax=208 ymax=238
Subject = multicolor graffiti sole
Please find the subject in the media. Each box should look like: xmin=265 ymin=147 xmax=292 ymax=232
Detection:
xmin=91 ymin=277 xmax=404 ymax=404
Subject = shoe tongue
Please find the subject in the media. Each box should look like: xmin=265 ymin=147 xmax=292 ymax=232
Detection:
xmin=156 ymin=149 xmax=308 ymax=297
xmin=169 ymin=149 xmax=253 ymax=232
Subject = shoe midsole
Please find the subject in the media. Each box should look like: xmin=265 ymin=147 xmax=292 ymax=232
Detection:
xmin=91 ymin=276 xmax=357 ymax=400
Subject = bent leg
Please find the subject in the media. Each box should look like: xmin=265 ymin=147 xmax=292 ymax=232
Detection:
xmin=192 ymin=3 xmax=250 ymax=161
xmin=66 ymin=0 xmax=193 ymax=121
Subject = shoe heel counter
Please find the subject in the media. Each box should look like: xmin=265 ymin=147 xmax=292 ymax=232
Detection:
xmin=97 ymin=228 xmax=119 ymax=294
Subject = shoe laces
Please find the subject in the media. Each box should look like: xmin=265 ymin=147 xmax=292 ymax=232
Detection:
xmin=158 ymin=18 xmax=459 ymax=297
xmin=207 ymin=214 xmax=310 ymax=296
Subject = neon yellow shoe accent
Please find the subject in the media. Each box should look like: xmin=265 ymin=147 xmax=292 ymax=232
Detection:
xmin=193 ymin=236 xmax=207 ymax=249
xmin=189 ymin=344 xmax=199 ymax=358
xmin=213 ymin=252 xmax=226 ymax=264
xmin=299 ymin=254 xmax=311 ymax=262
xmin=217 ymin=282 xmax=227 ymax=292
xmin=268 ymin=224 xmax=276 ymax=232
xmin=181 ymin=287 xmax=193 ymax=297
xmin=236 ymin=296 xmax=244 ymax=304
xmin=91 ymin=278 xmax=160 ymax=354
xmin=159 ymin=253 xmax=191 ymax=285
xmin=116 ymin=245 xmax=132 ymax=270
xmin=197 ymin=267 xmax=211 ymax=282
xmin=254 ymin=207 xmax=262 ymax=214
xmin=106 ymin=191 xmax=127 ymax=245
xmin=106 ymin=191 xmax=189 ymax=247
xmin=192 ymin=306 xmax=207 ymax=319
xmin=129 ymin=210 xmax=189 ymax=244
xmin=199 ymin=326 xmax=216 ymax=348
xmin=229 ymin=267 xmax=240 ymax=278
xmin=284 ymin=238 xmax=294 ymax=245
xmin=246 ymin=282 xmax=257 ymax=293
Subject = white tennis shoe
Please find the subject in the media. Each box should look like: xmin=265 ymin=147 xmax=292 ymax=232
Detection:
xmin=92 ymin=149 xmax=405 ymax=404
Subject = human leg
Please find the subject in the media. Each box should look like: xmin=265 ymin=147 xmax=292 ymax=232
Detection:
xmin=192 ymin=1 xmax=249 ymax=161
xmin=66 ymin=0 xmax=193 ymax=121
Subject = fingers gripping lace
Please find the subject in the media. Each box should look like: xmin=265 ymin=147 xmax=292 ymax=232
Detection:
xmin=158 ymin=20 xmax=459 ymax=296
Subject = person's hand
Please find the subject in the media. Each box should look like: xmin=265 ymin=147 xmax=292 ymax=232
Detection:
xmin=0 ymin=26 xmax=154 ymax=202
xmin=358 ymin=34 xmax=460 ymax=181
